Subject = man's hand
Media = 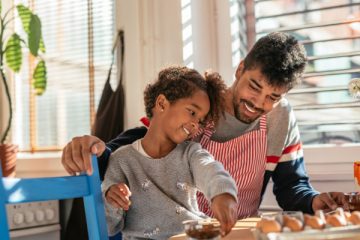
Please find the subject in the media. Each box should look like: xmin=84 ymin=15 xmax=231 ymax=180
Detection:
xmin=105 ymin=183 xmax=132 ymax=210
xmin=211 ymin=193 xmax=237 ymax=237
xmin=312 ymin=192 xmax=348 ymax=212
xmin=61 ymin=135 xmax=106 ymax=175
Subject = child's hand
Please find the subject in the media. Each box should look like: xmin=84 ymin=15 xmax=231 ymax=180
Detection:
xmin=105 ymin=183 xmax=132 ymax=210
xmin=210 ymin=193 xmax=237 ymax=237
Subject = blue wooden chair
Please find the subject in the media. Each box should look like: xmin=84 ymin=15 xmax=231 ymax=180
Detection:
xmin=0 ymin=155 xmax=108 ymax=240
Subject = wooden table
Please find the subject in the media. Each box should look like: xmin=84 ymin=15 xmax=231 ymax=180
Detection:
xmin=169 ymin=217 xmax=260 ymax=240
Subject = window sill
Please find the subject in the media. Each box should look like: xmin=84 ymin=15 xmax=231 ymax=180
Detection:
xmin=16 ymin=151 xmax=68 ymax=178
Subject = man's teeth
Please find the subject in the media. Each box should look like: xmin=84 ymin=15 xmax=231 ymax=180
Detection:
xmin=183 ymin=127 xmax=190 ymax=135
xmin=244 ymin=103 xmax=256 ymax=113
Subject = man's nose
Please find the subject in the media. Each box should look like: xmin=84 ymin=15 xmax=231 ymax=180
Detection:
xmin=251 ymin=95 xmax=265 ymax=109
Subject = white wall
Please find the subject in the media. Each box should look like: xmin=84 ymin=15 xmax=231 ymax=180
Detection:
xmin=115 ymin=0 xmax=183 ymax=130
xmin=115 ymin=0 xmax=238 ymax=129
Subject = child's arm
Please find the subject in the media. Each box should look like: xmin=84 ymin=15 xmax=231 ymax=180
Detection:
xmin=188 ymin=143 xmax=238 ymax=236
xmin=211 ymin=193 xmax=237 ymax=236
xmin=101 ymin=151 xmax=129 ymax=236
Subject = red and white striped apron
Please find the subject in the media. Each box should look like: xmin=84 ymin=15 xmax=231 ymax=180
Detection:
xmin=197 ymin=115 xmax=267 ymax=219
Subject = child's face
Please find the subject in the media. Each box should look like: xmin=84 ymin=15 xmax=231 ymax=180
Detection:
xmin=162 ymin=90 xmax=210 ymax=144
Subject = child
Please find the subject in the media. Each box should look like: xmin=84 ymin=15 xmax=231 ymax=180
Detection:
xmin=102 ymin=66 xmax=238 ymax=239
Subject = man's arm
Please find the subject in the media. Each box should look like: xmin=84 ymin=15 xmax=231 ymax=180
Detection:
xmin=272 ymin=155 xmax=318 ymax=213
xmin=98 ymin=127 xmax=147 ymax=180
xmin=267 ymin=100 xmax=345 ymax=213
xmin=61 ymin=126 xmax=147 ymax=178
xmin=266 ymin=99 xmax=318 ymax=213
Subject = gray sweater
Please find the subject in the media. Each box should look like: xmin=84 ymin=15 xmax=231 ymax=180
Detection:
xmin=102 ymin=139 xmax=237 ymax=240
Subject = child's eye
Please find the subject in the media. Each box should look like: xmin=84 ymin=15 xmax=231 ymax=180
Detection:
xmin=187 ymin=108 xmax=196 ymax=116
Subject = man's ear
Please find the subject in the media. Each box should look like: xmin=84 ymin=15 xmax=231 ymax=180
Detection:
xmin=235 ymin=60 xmax=244 ymax=80
xmin=155 ymin=94 xmax=169 ymax=112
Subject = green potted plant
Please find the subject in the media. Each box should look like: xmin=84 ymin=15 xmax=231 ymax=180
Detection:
xmin=0 ymin=3 xmax=47 ymax=177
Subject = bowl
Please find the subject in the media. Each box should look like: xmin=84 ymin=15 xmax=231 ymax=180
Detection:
xmin=345 ymin=192 xmax=360 ymax=212
xmin=182 ymin=219 xmax=221 ymax=240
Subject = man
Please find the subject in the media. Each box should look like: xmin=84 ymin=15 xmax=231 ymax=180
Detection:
xmin=62 ymin=32 xmax=345 ymax=219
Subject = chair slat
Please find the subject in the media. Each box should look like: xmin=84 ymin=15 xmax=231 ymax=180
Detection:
xmin=3 ymin=176 xmax=90 ymax=204
xmin=0 ymin=155 xmax=109 ymax=240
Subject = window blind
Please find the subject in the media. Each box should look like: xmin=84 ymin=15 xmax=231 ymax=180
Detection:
xmin=253 ymin=0 xmax=360 ymax=145
xmin=229 ymin=0 xmax=249 ymax=67
xmin=13 ymin=0 xmax=116 ymax=151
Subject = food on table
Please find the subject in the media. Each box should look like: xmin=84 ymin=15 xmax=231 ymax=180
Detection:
xmin=256 ymin=218 xmax=282 ymax=233
xmin=283 ymin=215 xmax=303 ymax=232
xmin=304 ymin=214 xmax=325 ymax=229
xmin=348 ymin=211 xmax=360 ymax=225
xmin=326 ymin=212 xmax=347 ymax=227
xmin=256 ymin=207 xmax=360 ymax=239
xmin=345 ymin=192 xmax=360 ymax=211
xmin=183 ymin=220 xmax=220 ymax=239
xmin=344 ymin=211 xmax=351 ymax=220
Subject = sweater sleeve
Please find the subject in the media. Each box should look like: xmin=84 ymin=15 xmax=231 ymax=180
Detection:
xmin=267 ymin=99 xmax=319 ymax=213
xmin=187 ymin=143 xmax=238 ymax=202
xmin=97 ymin=127 xmax=147 ymax=180
xmin=101 ymin=148 xmax=129 ymax=236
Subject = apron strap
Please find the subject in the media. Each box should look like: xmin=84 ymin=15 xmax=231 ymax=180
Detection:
xmin=259 ymin=115 xmax=267 ymax=132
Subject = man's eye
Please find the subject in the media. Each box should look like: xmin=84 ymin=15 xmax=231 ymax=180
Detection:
xmin=250 ymin=85 xmax=259 ymax=91
xmin=268 ymin=96 xmax=279 ymax=102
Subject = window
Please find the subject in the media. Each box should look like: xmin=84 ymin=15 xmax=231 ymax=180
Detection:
xmin=12 ymin=0 xmax=115 ymax=152
xmin=253 ymin=0 xmax=360 ymax=145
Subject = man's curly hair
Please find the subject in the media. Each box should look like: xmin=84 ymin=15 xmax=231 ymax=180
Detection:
xmin=244 ymin=32 xmax=307 ymax=90
xmin=144 ymin=66 xmax=226 ymax=125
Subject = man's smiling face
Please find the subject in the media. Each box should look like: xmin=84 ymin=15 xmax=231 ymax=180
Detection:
xmin=231 ymin=62 xmax=288 ymax=124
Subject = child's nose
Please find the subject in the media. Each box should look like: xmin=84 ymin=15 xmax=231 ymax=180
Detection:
xmin=190 ymin=122 xmax=199 ymax=131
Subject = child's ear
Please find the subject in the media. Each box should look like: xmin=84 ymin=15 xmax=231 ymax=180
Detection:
xmin=155 ymin=94 xmax=169 ymax=112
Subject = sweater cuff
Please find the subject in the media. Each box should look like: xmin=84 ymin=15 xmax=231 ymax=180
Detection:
xmin=307 ymin=192 xmax=320 ymax=214
xmin=102 ymin=190 xmax=125 ymax=236
xmin=207 ymin=181 xmax=238 ymax=203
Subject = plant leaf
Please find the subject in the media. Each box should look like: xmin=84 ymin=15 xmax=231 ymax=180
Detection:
xmin=5 ymin=34 xmax=22 ymax=72
xmin=32 ymin=60 xmax=47 ymax=95
xmin=39 ymin=37 xmax=46 ymax=53
xmin=16 ymin=4 xmax=33 ymax=34
xmin=29 ymin=14 xmax=42 ymax=56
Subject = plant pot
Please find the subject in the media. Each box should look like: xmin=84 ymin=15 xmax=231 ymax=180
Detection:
xmin=0 ymin=143 xmax=18 ymax=177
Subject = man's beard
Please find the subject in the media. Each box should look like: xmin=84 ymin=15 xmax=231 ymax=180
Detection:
xmin=233 ymin=99 xmax=264 ymax=124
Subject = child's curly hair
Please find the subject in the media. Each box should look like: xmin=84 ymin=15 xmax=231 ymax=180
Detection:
xmin=144 ymin=66 xmax=226 ymax=125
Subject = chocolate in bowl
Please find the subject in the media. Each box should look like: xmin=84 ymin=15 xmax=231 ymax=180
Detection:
xmin=345 ymin=192 xmax=360 ymax=212
xmin=183 ymin=220 xmax=221 ymax=240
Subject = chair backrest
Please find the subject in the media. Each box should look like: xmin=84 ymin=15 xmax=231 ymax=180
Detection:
xmin=0 ymin=155 xmax=108 ymax=240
